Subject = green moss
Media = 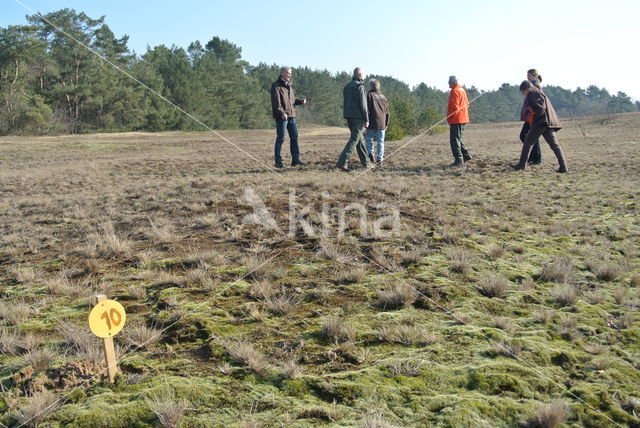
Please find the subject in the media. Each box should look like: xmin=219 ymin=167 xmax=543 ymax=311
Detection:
xmin=282 ymin=379 xmax=310 ymax=397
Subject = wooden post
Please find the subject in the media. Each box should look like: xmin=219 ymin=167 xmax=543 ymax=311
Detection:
xmin=95 ymin=295 xmax=118 ymax=383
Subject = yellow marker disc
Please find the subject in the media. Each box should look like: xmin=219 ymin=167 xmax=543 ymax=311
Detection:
xmin=88 ymin=300 xmax=127 ymax=338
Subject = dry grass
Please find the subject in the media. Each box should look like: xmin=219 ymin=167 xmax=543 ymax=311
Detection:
xmin=95 ymin=221 xmax=132 ymax=255
xmin=321 ymin=317 xmax=356 ymax=342
xmin=0 ymin=328 xmax=22 ymax=355
xmin=523 ymin=400 xmax=568 ymax=428
xmin=589 ymin=357 xmax=613 ymax=370
xmin=146 ymin=387 xmax=190 ymax=428
xmin=478 ymin=274 xmax=509 ymax=298
xmin=263 ymin=290 xmax=301 ymax=316
xmin=585 ymin=260 xmax=621 ymax=281
xmin=533 ymin=310 xmax=555 ymax=325
xmin=452 ymin=313 xmax=471 ymax=325
xmin=388 ymin=359 xmax=425 ymax=377
xmin=613 ymin=287 xmax=627 ymax=305
xmin=1 ymin=118 xmax=639 ymax=426
xmin=378 ymin=324 xmax=438 ymax=345
xmin=0 ymin=299 xmax=36 ymax=325
xmin=584 ymin=290 xmax=607 ymax=305
xmin=376 ymin=284 xmax=418 ymax=309
xmin=280 ymin=357 xmax=304 ymax=380
xmin=57 ymin=320 xmax=102 ymax=362
xmin=557 ymin=316 xmax=579 ymax=341
xmin=619 ymin=313 xmax=635 ymax=329
xmin=128 ymin=285 xmax=147 ymax=299
xmin=493 ymin=317 xmax=516 ymax=332
xmin=14 ymin=389 xmax=60 ymax=427
xmin=448 ymin=248 xmax=473 ymax=274
xmin=224 ymin=338 xmax=269 ymax=376
xmin=123 ymin=323 xmax=163 ymax=349
xmin=21 ymin=347 xmax=58 ymax=371
xmin=490 ymin=341 xmax=523 ymax=359
xmin=489 ymin=245 xmax=506 ymax=259
xmin=249 ymin=280 xmax=276 ymax=300
xmin=361 ymin=409 xmax=392 ymax=428
xmin=331 ymin=264 xmax=368 ymax=284
xmin=540 ymin=256 xmax=573 ymax=284
xmin=550 ymin=285 xmax=578 ymax=306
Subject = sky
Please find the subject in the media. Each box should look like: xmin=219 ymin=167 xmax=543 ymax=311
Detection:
xmin=3 ymin=0 xmax=640 ymax=100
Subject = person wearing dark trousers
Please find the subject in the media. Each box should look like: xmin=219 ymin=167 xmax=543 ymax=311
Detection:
xmin=447 ymin=76 xmax=471 ymax=168
xmin=336 ymin=67 xmax=371 ymax=171
xmin=512 ymin=80 xmax=568 ymax=173
xmin=270 ymin=66 xmax=307 ymax=168
xmin=519 ymin=69 xmax=543 ymax=165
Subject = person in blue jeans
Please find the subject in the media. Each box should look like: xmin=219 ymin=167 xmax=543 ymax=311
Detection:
xmin=365 ymin=79 xmax=390 ymax=165
xmin=270 ymin=67 xmax=307 ymax=168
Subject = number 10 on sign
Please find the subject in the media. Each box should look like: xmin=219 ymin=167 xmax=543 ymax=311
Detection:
xmin=89 ymin=299 xmax=126 ymax=338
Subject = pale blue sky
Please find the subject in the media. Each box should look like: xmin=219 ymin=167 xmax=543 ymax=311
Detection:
xmin=3 ymin=0 xmax=639 ymax=99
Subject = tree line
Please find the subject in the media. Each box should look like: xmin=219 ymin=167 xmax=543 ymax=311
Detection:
xmin=1 ymin=9 xmax=638 ymax=137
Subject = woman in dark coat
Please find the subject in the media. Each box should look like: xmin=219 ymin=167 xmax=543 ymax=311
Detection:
xmin=512 ymin=80 xmax=568 ymax=173
xmin=519 ymin=69 xmax=543 ymax=165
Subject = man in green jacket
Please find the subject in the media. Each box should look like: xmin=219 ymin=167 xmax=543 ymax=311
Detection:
xmin=336 ymin=67 xmax=371 ymax=171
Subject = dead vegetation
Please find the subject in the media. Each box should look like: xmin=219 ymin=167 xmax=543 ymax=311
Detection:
xmin=0 ymin=116 xmax=639 ymax=426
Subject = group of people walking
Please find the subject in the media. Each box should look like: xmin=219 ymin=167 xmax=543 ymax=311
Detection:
xmin=270 ymin=66 xmax=568 ymax=173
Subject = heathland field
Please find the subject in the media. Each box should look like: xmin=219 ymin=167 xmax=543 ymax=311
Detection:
xmin=0 ymin=113 xmax=639 ymax=427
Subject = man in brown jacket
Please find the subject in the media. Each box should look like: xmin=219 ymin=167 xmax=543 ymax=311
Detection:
xmin=512 ymin=80 xmax=568 ymax=173
xmin=271 ymin=66 xmax=307 ymax=168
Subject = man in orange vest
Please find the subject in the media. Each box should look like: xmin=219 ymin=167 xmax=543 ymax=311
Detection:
xmin=446 ymin=76 xmax=471 ymax=168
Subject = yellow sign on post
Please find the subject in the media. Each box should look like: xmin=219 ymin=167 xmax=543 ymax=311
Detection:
xmin=89 ymin=298 xmax=126 ymax=338
xmin=89 ymin=295 xmax=126 ymax=383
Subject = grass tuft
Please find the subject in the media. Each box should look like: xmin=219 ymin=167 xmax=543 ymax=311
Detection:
xmin=146 ymin=387 xmax=190 ymax=428
xmin=478 ymin=274 xmax=509 ymax=298
xmin=540 ymin=256 xmax=573 ymax=284
xmin=376 ymin=284 xmax=418 ymax=309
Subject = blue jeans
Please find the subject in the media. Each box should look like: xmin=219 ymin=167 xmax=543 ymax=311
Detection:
xmin=274 ymin=118 xmax=300 ymax=166
xmin=365 ymin=129 xmax=386 ymax=162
